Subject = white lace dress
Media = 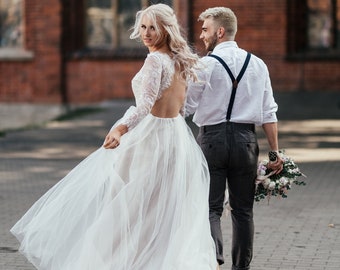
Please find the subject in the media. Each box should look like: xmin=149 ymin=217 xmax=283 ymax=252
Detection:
xmin=11 ymin=52 xmax=217 ymax=270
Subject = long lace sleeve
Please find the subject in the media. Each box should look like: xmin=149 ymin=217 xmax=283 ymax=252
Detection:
xmin=121 ymin=54 xmax=162 ymax=130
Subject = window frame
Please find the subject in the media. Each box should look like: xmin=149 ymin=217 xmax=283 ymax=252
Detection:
xmin=0 ymin=0 xmax=33 ymax=61
xmin=286 ymin=0 xmax=340 ymax=61
xmin=66 ymin=0 xmax=187 ymax=60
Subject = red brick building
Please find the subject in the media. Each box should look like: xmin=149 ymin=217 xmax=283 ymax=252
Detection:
xmin=0 ymin=0 xmax=339 ymax=105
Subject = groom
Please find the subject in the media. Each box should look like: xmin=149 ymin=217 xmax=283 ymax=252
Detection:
xmin=186 ymin=7 xmax=283 ymax=270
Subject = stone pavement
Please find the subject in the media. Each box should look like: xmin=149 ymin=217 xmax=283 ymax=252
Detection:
xmin=1 ymin=99 xmax=340 ymax=270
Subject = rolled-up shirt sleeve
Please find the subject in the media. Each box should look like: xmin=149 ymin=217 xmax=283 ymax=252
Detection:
xmin=262 ymin=67 xmax=278 ymax=123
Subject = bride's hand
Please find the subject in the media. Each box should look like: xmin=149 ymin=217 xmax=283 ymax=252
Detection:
xmin=103 ymin=129 xmax=121 ymax=149
xmin=103 ymin=124 xmax=128 ymax=149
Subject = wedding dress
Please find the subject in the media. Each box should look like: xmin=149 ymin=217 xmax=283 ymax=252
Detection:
xmin=11 ymin=52 xmax=217 ymax=270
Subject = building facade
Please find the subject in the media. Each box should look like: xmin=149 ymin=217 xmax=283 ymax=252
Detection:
xmin=0 ymin=0 xmax=339 ymax=105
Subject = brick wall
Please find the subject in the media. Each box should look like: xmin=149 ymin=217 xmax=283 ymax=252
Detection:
xmin=0 ymin=0 xmax=62 ymax=102
xmin=66 ymin=60 xmax=144 ymax=103
xmin=0 ymin=0 xmax=339 ymax=104
xmin=192 ymin=0 xmax=340 ymax=92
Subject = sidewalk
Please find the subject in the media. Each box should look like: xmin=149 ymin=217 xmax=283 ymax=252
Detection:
xmin=1 ymin=99 xmax=340 ymax=270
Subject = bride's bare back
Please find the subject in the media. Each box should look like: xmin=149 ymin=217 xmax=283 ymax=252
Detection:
xmin=151 ymin=71 xmax=186 ymax=118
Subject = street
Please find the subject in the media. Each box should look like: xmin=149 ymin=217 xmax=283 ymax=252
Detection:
xmin=1 ymin=99 xmax=339 ymax=270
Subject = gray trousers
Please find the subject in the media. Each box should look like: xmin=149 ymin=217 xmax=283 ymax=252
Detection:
xmin=197 ymin=122 xmax=258 ymax=270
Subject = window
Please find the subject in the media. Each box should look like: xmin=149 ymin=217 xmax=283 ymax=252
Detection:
xmin=0 ymin=0 xmax=23 ymax=48
xmin=307 ymin=0 xmax=334 ymax=49
xmin=287 ymin=0 xmax=340 ymax=59
xmin=86 ymin=0 xmax=173 ymax=49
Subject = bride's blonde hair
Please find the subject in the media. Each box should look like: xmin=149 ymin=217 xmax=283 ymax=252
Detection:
xmin=130 ymin=3 xmax=199 ymax=81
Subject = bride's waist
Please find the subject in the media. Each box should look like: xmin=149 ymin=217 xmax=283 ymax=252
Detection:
xmin=149 ymin=113 xmax=181 ymax=120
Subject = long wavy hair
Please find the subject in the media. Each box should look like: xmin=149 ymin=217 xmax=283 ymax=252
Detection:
xmin=130 ymin=4 xmax=199 ymax=81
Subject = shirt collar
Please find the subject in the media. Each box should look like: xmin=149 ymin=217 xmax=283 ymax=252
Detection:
xmin=212 ymin=41 xmax=238 ymax=53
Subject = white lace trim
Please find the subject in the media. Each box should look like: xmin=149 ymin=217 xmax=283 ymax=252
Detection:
xmin=121 ymin=52 xmax=175 ymax=130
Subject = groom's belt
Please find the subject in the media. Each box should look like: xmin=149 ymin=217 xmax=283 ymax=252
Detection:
xmin=200 ymin=122 xmax=255 ymax=133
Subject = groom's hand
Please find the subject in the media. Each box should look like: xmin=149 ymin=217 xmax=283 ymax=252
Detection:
xmin=267 ymin=155 xmax=284 ymax=174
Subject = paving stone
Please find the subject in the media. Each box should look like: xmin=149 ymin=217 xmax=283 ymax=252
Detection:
xmin=0 ymin=99 xmax=339 ymax=270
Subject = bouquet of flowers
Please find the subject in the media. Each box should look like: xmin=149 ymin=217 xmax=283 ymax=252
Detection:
xmin=255 ymin=150 xmax=306 ymax=202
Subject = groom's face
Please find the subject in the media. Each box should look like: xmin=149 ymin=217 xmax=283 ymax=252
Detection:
xmin=200 ymin=18 xmax=218 ymax=52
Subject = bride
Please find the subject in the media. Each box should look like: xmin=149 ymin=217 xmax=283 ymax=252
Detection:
xmin=11 ymin=4 xmax=217 ymax=270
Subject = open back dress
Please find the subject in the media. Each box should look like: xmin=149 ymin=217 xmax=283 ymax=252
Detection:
xmin=11 ymin=51 xmax=217 ymax=270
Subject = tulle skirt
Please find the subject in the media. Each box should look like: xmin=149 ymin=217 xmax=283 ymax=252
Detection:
xmin=11 ymin=110 xmax=217 ymax=270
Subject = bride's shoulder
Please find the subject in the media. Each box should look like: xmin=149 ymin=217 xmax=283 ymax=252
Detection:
xmin=143 ymin=52 xmax=173 ymax=72
xmin=147 ymin=51 xmax=172 ymax=62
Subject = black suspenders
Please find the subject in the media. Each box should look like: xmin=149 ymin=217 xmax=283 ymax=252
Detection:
xmin=208 ymin=52 xmax=251 ymax=121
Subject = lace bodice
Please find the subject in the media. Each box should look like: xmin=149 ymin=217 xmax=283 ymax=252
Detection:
xmin=120 ymin=52 xmax=175 ymax=130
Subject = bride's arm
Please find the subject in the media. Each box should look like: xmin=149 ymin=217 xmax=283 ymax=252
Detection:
xmin=103 ymin=124 xmax=128 ymax=149
xmin=103 ymin=54 xmax=162 ymax=149
xmin=122 ymin=54 xmax=162 ymax=129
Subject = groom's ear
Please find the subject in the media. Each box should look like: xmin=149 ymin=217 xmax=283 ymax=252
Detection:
xmin=217 ymin=27 xmax=225 ymax=39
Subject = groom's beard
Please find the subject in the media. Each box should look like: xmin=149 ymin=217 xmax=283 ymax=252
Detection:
xmin=205 ymin=33 xmax=218 ymax=52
